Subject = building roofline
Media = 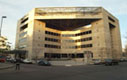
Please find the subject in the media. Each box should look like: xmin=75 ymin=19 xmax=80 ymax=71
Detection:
xmin=35 ymin=6 xmax=102 ymax=8
xmin=101 ymin=7 xmax=119 ymax=21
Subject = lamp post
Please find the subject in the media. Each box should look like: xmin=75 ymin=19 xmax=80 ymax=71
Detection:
xmin=0 ymin=16 xmax=7 ymax=36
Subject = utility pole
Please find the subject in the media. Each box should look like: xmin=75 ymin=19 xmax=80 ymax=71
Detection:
xmin=0 ymin=16 xmax=7 ymax=36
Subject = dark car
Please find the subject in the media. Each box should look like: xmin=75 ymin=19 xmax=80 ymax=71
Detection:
xmin=9 ymin=58 xmax=16 ymax=63
xmin=38 ymin=60 xmax=51 ymax=66
xmin=104 ymin=59 xmax=119 ymax=66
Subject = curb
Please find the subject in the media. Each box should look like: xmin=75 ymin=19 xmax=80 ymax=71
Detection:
xmin=0 ymin=64 xmax=15 ymax=70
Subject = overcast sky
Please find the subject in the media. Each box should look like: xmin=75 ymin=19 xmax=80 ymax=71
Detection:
xmin=0 ymin=0 xmax=127 ymax=48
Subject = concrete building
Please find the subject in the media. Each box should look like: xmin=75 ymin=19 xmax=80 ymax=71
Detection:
xmin=15 ymin=7 xmax=122 ymax=61
xmin=0 ymin=36 xmax=10 ymax=50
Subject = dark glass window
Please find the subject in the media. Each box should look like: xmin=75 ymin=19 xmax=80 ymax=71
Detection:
xmin=108 ymin=16 xmax=115 ymax=22
xmin=45 ymin=31 xmax=60 ymax=36
xmin=45 ymin=44 xmax=61 ymax=49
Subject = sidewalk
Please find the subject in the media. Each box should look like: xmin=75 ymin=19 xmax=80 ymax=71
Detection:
xmin=0 ymin=63 xmax=14 ymax=70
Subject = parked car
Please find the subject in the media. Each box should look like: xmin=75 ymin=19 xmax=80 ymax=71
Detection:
xmin=0 ymin=58 xmax=6 ymax=63
xmin=0 ymin=56 xmax=6 ymax=63
xmin=104 ymin=59 xmax=119 ymax=66
xmin=6 ymin=58 xmax=12 ymax=62
xmin=93 ymin=59 xmax=102 ymax=65
xmin=9 ymin=58 xmax=16 ymax=63
xmin=23 ymin=59 xmax=33 ymax=64
xmin=119 ymin=58 xmax=127 ymax=62
xmin=38 ymin=60 xmax=51 ymax=66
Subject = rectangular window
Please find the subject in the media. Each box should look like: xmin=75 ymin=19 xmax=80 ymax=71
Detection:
xmin=76 ymin=44 xmax=92 ymax=48
xmin=21 ymin=17 xmax=28 ymax=24
xmin=20 ymin=24 xmax=28 ymax=31
xmin=19 ymin=37 xmax=27 ymax=43
xmin=108 ymin=16 xmax=115 ymax=22
xmin=76 ymin=37 xmax=92 ymax=42
xmin=19 ymin=45 xmax=27 ymax=49
xmin=75 ymin=30 xmax=92 ymax=36
xmin=19 ymin=31 xmax=27 ymax=37
xmin=62 ymin=34 xmax=75 ymax=37
xmin=45 ymin=37 xmax=59 ymax=43
xmin=45 ymin=31 xmax=60 ymax=36
xmin=109 ymin=23 xmax=116 ymax=28
xmin=45 ymin=44 xmax=61 ymax=49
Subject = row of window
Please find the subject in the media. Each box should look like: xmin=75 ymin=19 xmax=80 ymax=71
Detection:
xmin=0 ymin=44 xmax=6 ymax=46
xmin=76 ymin=44 xmax=92 ymax=48
xmin=109 ymin=23 xmax=116 ymax=28
xmin=62 ymin=46 xmax=76 ymax=49
xmin=76 ymin=37 xmax=92 ymax=42
xmin=19 ymin=45 xmax=27 ymax=49
xmin=75 ymin=30 xmax=92 ymax=36
xmin=36 ymin=43 xmax=92 ymax=49
xmin=62 ymin=40 xmax=75 ymax=43
xmin=21 ymin=17 xmax=28 ymax=24
xmin=45 ymin=44 xmax=61 ymax=49
xmin=45 ymin=37 xmax=59 ymax=42
xmin=45 ymin=37 xmax=92 ymax=43
xmin=62 ymin=34 xmax=75 ymax=37
xmin=45 ymin=30 xmax=92 ymax=37
xmin=45 ymin=31 xmax=61 ymax=36
xmin=62 ymin=37 xmax=92 ymax=43
xmin=0 ymin=40 xmax=5 ymax=42
xmin=62 ymin=30 xmax=92 ymax=37
xmin=62 ymin=44 xmax=92 ymax=49
xmin=44 ymin=53 xmax=84 ymax=58
xmin=108 ymin=16 xmax=115 ymax=22
xmin=19 ymin=31 xmax=27 ymax=37
xmin=19 ymin=37 xmax=27 ymax=43
xmin=20 ymin=24 xmax=28 ymax=31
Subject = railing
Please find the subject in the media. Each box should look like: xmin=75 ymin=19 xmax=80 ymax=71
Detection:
xmin=36 ymin=7 xmax=102 ymax=15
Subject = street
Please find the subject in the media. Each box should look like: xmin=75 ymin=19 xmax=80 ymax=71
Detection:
xmin=0 ymin=62 xmax=127 ymax=80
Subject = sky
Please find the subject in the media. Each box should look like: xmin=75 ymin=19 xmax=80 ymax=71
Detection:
xmin=0 ymin=0 xmax=127 ymax=49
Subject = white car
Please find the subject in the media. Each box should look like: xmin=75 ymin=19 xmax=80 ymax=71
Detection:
xmin=23 ymin=59 xmax=33 ymax=64
xmin=93 ymin=59 xmax=102 ymax=65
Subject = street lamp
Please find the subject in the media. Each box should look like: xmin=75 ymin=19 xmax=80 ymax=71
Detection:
xmin=0 ymin=16 xmax=7 ymax=36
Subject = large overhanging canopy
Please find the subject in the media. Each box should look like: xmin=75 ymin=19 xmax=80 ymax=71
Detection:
xmin=39 ymin=19 xmax=100 ymax=30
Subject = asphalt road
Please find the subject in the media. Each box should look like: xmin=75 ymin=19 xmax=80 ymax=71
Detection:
xmin=0 ymin=62 xmax=127 ymax=80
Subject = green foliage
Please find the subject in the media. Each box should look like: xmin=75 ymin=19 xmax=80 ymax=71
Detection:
xmin=0 ymin=49 xmax=7 ymax=54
